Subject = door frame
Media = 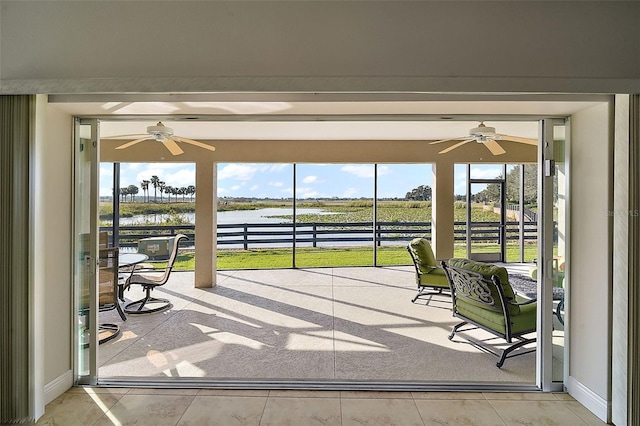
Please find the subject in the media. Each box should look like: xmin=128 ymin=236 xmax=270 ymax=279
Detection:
xmin=466 ymin=164 xmax=507 ymax=263
xmin=73 ymin=118 xmax=100 ymax=385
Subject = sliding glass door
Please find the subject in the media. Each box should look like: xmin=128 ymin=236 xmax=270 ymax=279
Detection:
xmin=73 ymin=118 xmax=100 ymax=385
xmin=538 ymin=118 xmax=567 ymax=390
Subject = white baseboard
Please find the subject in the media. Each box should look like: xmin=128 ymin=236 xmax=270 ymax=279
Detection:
xmin=566 ymin=376 xmax=609 ymax=423
xmin=44 ymin=370 xmax=73 ymax=405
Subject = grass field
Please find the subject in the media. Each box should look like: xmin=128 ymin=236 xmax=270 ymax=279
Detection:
xmin=166 ymin=243 xmax=538 ymax=271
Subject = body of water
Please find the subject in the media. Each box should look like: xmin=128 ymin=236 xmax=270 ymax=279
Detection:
xmin=112 ymin=207 xmax=408 ymax=250
xmin=117 ymin=208 xmax=339 ymax=225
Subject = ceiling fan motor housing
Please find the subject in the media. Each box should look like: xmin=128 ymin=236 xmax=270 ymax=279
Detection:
xmin=469 ymin=123 xmax=496 ymax=142
xmin=147 ymin=122 xmax=173 ymax=141
xmin=469 ymin=125 xmax=496 ymax=136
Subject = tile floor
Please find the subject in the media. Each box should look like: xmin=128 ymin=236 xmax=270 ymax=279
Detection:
xmin=36 ymin=387 xmax=607 ymax=425
xmin=98 ymin=266 xmax=558 ymax=383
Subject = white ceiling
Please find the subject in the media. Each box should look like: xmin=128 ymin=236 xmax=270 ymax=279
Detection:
xmin=50 ymin=96 xmax=607 ymax=140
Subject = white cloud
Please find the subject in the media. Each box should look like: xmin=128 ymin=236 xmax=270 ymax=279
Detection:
xmin=377 ymin=165 xmax=391 ymax=176
xmin=343 ymin=187 xmax=358 ymax=198
xmin=230 ymin=185 xmax=242 ymax=191
xmin=454 ymin=182 xmax=467 ymax=194
xmin=469 ymin=167 xmax=502 ymax=179
xmin=302 ymin=175 xmax=317 ymax=184
xmin=218 ymin=164 xmax=258 ymax=181
xmin=296 ymin=187 xmax=319 ymax=198
xmin=260 ymin=164 xmax=289 ymax=173
xmin=341 ymin=165 xmax=375 ymax=178
xmin=164 ymin=168 xmax=195 ymax=187
xmin=250 ymin=185 xmax=259 ymax=191
xmin=269 ymin=181 xmax=284 ymax=187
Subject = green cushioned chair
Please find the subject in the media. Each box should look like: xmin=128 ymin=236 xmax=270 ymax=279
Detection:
xmin=406 ymin=237 xmax=450 ymax=303
xmin=441 ymin=258 xmax=537 ymax=368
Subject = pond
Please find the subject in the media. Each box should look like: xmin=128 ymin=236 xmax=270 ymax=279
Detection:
xmin=115 ymin=208 xmax=339 ymax=225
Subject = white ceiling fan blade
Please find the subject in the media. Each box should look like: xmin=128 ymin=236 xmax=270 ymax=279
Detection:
xmin=429 ymin=137 xmax=467 ymax=145
xmin=102 ymin=133 xmax=148 ymax=140
xmin=439 ymin=139 xmax=472 ymax=154
xmin=115 ymin=137 xmax=150 ymax=149
xmin=497 ymin=134 xmax=538 ymax=145
xmin=174 ymin=136 xmax=216 ymax=152
xmin=163 ymin=139 xmax=184 ymax=156
xmin=484 ymin=140 xmax=506 ymax=155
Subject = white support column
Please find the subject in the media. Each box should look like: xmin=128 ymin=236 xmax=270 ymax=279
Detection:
xmin=195 ymin=161 xmax=216 ymax=288
xmin=432 ymin=162 xmax=455 ymax=259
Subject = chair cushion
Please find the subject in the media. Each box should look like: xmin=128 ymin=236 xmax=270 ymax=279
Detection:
xmin=418 ymin=268 xmax=450 ymax=288
xmin=447 ymin=258 xmax=519 ymax=315
xmin=457 ymin=294 xmax=536 ymax=336
xmin=409 ymin=237 xmax=437 ymax=271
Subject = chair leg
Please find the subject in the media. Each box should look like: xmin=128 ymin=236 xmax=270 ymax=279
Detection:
xmin=448 ymin=321 xmax=468 ymax=340
xmin=412 ymin=287 xmax=446 ymax=303
xmin=124 ymin=286 xmax=171 ymax=314
xmin=98 ymin=323 xmax=121 ymax=344
xmin=496 ymin=337 xmax=537 ymax=368
xmin=555 ymin=299 xmax=565 ymax=326
xmin=116 ymin=298 xmax=127 ymax=321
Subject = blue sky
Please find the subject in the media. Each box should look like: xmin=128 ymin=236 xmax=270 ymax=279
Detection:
xmin=100 ymin=162 xmax=504 ymax=199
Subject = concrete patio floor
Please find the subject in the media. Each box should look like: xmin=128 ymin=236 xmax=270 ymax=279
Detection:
xmin=97 ymin=265 xmax=563 ymax=385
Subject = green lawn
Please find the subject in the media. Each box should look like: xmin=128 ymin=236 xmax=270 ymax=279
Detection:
xmin=170 ymin=243 xmax=538 ymax=271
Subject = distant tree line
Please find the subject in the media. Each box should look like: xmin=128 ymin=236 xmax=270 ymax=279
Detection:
xmin=405 ymin=185 xmax=432 ymax=201
xmin=405 ymin=165 xmax=544 ymax=206
xmin=119 ymin=174 xmax=196 ymax=203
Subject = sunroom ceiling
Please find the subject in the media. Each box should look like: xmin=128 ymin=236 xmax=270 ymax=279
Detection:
xmin=50 ymin=94 xmax=607 ymax=141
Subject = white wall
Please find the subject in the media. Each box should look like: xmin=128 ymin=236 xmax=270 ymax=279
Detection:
xmin=39 ymin=103 xmax=73 ymax=398
xmin=567 ymin=103 xmax=612 ymax=420
xmin=1 ymin=1 xmax=639 ymax=94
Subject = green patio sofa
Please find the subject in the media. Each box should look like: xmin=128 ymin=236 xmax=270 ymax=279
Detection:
xmin=441 ymin=258 xmax=537 ymax=368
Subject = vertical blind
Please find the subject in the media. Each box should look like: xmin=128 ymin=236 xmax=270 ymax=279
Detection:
xmin=629 ymin=95 xmax=640 ymax=426
xmin=0 ymin=95 xmax=34 ymax=423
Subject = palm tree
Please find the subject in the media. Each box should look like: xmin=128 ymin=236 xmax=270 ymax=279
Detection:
xmin=163 ymin=185 xmax=173 ymax=203
xmin=141 ymin=180 xmax=149 ymax=203
xmin=150 ymin=175 xmax=160 ymax=203
xmin=158 ymin=181 xmax=166 ymax=203
xmin=120 ymin=187 xmax=129 ymax=202
xmin=187 ymin=185 xmax=196 ymax=201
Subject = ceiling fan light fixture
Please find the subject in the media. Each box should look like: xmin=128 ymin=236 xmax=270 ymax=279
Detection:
xmin=469 ymin=124 xmax=496 ymax=137
xmin=147 ymin=122 xmax=173 ymax=137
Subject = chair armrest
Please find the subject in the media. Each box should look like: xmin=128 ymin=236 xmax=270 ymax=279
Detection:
xmin=510 ymin=298 xmax=537 ymax=306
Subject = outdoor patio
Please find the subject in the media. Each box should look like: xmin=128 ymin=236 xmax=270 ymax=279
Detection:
xmin=97 ymin=265 xmax=563 ymax=384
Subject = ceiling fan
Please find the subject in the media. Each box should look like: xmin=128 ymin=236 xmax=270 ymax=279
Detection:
xmin=104 ymin=122 xmax=216 ymax=156
xmin=429 ymin=122 xmax=537 ymax=156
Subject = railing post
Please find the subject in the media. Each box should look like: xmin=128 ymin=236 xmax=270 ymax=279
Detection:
xmin=312 ymin=224 xmax=317 ymax=248
xmin=243 ymin=224 xmax=248 ymax=250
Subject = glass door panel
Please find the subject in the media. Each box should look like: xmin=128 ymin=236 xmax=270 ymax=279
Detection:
xmin=551 ymin=122 xmax=567 ymax=384
xmin=73 ymin=119 xmax=99 ymax=384
xmin=538 ymin=118 xmax=567 ymax=390
xmin=294 ymin=164 xmax=373 ymax=267
xmin=467 ymin=165 xmax=506 ymax=262
xmin=375 ymin=164 xmax=433 ymax=266
xmin=216 ymin=163 xmax=293 ymax=269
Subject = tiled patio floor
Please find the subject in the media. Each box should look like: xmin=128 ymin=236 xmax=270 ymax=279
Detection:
xmin=97 ymin=265 xmax=563 ymax=384
xmin=36 ymin=387 xmax=605 ymax=426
